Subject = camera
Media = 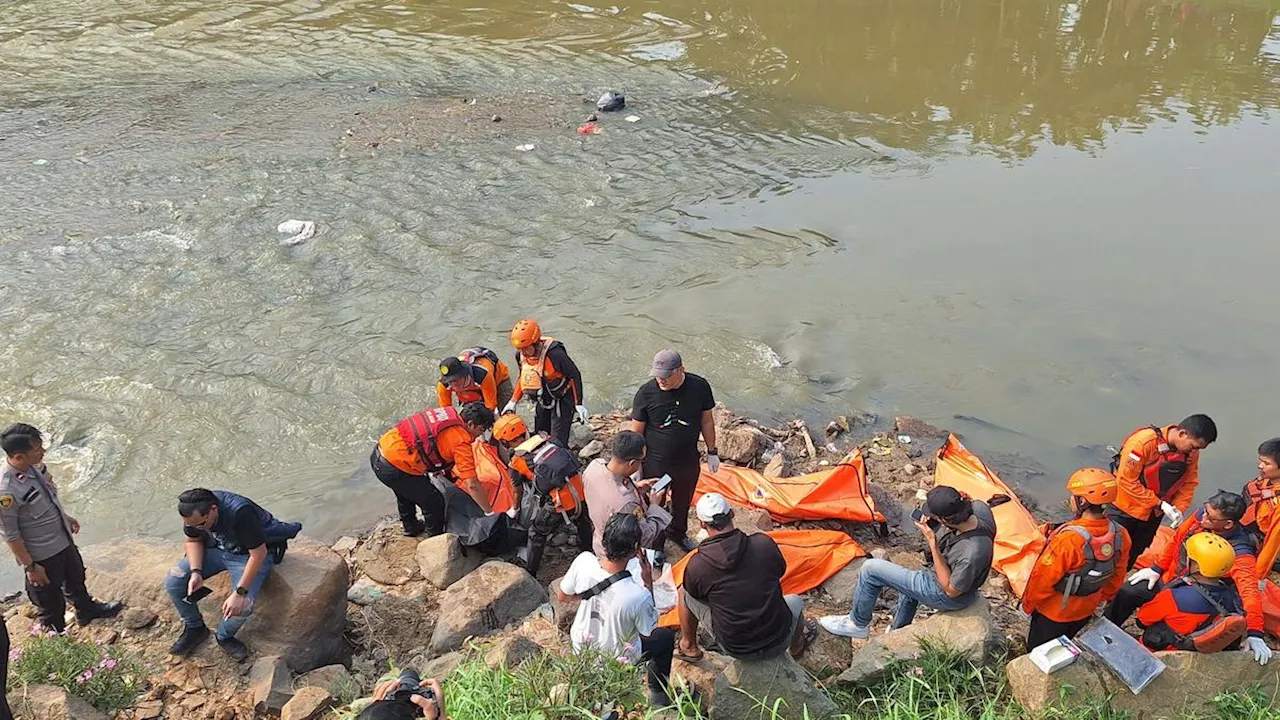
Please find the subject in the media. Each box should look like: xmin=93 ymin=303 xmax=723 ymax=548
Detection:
xmin=389 ymin=668 xmax=435 ymax=705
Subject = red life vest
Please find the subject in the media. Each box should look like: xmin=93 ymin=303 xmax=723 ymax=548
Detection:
xmin=395 ymin=407 xmax=465 ymax=473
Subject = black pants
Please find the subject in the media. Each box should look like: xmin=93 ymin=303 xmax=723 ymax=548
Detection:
xmin=641 ymin=627 xmax=676 ymax=691
xmin=371 ymin=448 xmax=445 ymax=535
xmin=534 ymin=396 xmax=574 ymax=448
xmin=525 ymin=499 xmax=593 ymax=577
xmin=1111 ymin=511 xmax=1163 ymax=569
xmin=27 ymin=544 xmax=95 ymax=632
xmin=1026 ymin=611 xmax=1091 ymax=649
xmin=0 ymin=619 xmax=12 ymax=720
xmin=1104 ymin=578 xmax=1160 ymax=627
xmin=644 ymin=455 xmax=701 ymax=539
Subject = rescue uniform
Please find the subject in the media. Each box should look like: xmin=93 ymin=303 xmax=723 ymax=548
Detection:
xmin=0 ymin=464 xmax=108 ymax=632
xmin=436 ymin=354 xmax=514 ymax=413
xmin=1022 ymin=516 xmax=1130 ymax=648
xmin=1242 ymin=476 xmax=1280 ymax=545
xmin=1109 ymin=425 xmax=1200 ymax=566
xmin=509 ymin=434 xmax=591 ymax=576
xmin=1105 ymin=509 xmax=1263 ymax=640
xmin=371 ymin=407 xmax=476 ymax=535
xmin=1136 ymin=577 xmax=1245 ymax=652
xmin=511 ymin=339 xmax=583 ymax=448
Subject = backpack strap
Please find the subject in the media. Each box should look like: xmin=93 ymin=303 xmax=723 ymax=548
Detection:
xmin=578 ymin=570 xmax=631 ymax=600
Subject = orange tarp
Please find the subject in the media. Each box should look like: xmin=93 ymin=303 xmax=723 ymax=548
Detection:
xmin=691 ymin=449 xmax=883 ymax=524
xmin=657 ymin=529 xmax=865 ymax=627
xmin=933 ymin=435 xmax=1044 ymax=599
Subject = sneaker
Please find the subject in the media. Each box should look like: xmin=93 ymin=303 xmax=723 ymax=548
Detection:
xmin=217 ymin=636 xmax=250 ymax=662
xmin=402 ymin=521 xmax=426 ymax=537
xmin=646 ymin=687 xmax=672 ymax=708
xmin=818 ymin=614 xmax=870 ymax=639
xmin=76 ymin=600 xmax=123 ymax=625
xmin=669 ymin=536 xmax=698 ymax=553
xmin=169 ymin=625 xmax=210 ymax=655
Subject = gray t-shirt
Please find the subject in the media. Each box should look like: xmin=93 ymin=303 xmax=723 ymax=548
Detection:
xmin=934 ymin=500 xmax=996 ymax=596
xmin=0 ymin=464 xmax=73 ymax=563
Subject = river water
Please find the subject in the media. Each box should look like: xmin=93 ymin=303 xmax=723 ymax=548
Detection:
xmin=2 ymin=0 xmax=1279 ymax=587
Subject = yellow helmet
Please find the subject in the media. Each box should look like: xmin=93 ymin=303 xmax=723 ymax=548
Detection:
xmin=1184 ymin=532 xmax=1235 ymax=578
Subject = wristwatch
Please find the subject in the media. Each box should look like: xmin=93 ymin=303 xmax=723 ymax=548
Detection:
xmin=190 ymin=568 xmax=203 ymax=577
xmin=23 ymin=563 xmax=36 ymax=572
xmin=234 ymin=586 xmax=249 ymax=596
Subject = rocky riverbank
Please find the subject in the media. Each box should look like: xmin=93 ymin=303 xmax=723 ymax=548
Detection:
xmin=3 ymin=405 xmax=1036 ymax=720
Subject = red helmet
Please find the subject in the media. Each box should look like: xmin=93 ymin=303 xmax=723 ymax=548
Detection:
xmin=510 ymin=319 xmax=542 ymax=350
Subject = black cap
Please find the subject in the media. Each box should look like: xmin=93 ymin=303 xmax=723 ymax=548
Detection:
xmin=439 ymin=357 xmax=469 ymax=384
xmin=925 ymin=486 xmax=968 ymax=520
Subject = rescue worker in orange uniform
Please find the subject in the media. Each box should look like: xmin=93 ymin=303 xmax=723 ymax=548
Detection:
xmin=436 ymin=348 xmax=514 ymax=412
xmin=1241 ymin=438 xmax=1280 ymax=545
xmin=1021 ymin=469 xmax=1131 ymax=648
xmin=1108 ymin=415 xmax=1217 ymax=566
xmin=460 ymin=406 xmax=520 ymax=516
xmin=492 ymin=414 xmax=591 ymax=576
xmin=1106 ymin=491 xmax=1272 ymax=664
xmin=502 ymin=319 xmax=587 ymax=449
xmin=1135 ymin=532 xmax=1248 ymax=654
xmin=370 ymin=403 xmax=489 ymax=537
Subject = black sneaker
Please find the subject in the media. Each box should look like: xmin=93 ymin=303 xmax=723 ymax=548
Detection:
xmin=217 ymin=636 xmax=249 ymax=662
xmin=402 ymin=521 xmax=426 ymax=537
xmin=76 ymin=600 xmax=124 ymax=625
xmin=646 ymin=687 xmax=672 ymax=708
xmin=169 ymin=625 xmax=210 ymax=656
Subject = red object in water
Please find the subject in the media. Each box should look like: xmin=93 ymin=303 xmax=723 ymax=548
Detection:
xmin=577 ymin=122 xmax=602 ymax=135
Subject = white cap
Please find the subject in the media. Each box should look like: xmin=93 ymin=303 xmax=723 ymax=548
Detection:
xmin=696 ymin=493 xmax=733 ymax=523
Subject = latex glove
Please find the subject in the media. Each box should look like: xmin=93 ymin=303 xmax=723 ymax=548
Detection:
xmin=1245 ymin=637 xmax=1272 ymax=665
xmin=706 ymin=453 xmax=721 ymax=474
xmin=575 ymin=404 xmax=589 ymax=424
xmin=506 ymin=507 xmax=518 ymax=519
xmin=1128 ymin=567 xmax=1160 ymax=589
xmin=1160 ymin=502 xmax=1183 ymax=527
xmin=502 ymin=400 xmax=517 ymax=415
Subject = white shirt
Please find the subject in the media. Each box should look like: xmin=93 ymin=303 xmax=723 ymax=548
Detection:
xmin=559 ymin=551 xmax=659 ymax=664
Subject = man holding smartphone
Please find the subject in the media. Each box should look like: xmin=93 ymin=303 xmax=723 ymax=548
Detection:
xmin=629 ymin=349 xmax=718 ymax=552
xmin=583 ymin=431 xmax=672 ymax=556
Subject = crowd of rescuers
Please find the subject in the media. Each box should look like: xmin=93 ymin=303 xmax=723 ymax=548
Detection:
xmin=4 ymin=323 xmax=1280 ymax=719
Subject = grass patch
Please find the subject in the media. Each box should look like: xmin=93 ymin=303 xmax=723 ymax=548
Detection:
xmin=7 ymin=629 xmax=145 ymax=713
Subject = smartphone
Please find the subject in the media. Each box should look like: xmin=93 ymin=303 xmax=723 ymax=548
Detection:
xmin=184 ymin=586 xmax=213 ymax=605
xmin=651 ymin=474 xmax=673 ymax=493
xmin=910 ymin=508 xmax=925 ymax=523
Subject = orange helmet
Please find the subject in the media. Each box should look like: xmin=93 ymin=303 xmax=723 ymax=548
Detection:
xmin=493 ymin=414 xmax=529 ymax=443
xmin=1066 ymin=468 xmax=1118 ymax=505
xmin=510 ymin=319 xmax=542 ymax=350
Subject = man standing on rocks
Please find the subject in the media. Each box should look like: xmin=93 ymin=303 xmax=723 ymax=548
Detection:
xmin=503 ymin=318 xmax=587 ymax=448
xmin=0 ymin=424 xmax=123 ymax=633
xmin=819 ymin=486 xmax=995 ymax=639
xmin=629 ymin=349 xmax=718 ymax=552
xmin=165 ymin=488 xmax=302 ymax=661
xmin=582 ymin=430 xmax=671 ymax=555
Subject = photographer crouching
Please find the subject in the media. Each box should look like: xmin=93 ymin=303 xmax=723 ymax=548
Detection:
xmin=357 ymin=669 xmax=446 ymax=720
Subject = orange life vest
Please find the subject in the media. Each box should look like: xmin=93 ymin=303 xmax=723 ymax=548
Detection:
xmin=512 ymin=433 xmax=585 ymax=515
xmin=1112 ymin=425 xmax=1191 ymax=500
xmin=1242 ymin=478 xmax=1280 ymax=535
xmin=1050 ymin=522 xmax=1123 ymax=602
xmin=516 ymin=338 xmax=570 ymax=403
xmin=395 ymin=407 xmax=465 ymax=473
xmin=472 ymin=438 xmax=516 ymax=515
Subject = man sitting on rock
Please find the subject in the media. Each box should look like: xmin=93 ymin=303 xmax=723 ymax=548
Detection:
xmin=582 ymin=431 xmax=671 ymax=556
xmin=1135 ymin=532 xmax=1247 ymax=653
xmin=676 ymin=493 xmax=814 ymax=661
xmin=165 ymin=488 xmax=301 ymax=661
xmin=556 ymin=512 xmax=676 ymax=708
xmin=820 ymin=486 xmax=995 ymax=639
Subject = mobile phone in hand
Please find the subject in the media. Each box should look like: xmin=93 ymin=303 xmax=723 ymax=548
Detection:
xmin=910 ymin=508 xmax=925 ymax=523
xmin=184 ymin=586 xmax=213 ymax=604
xmin=651 ymin=474 xmax=673 ymax=493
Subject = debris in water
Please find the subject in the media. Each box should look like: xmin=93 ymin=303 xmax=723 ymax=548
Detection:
xmin=576 ymin=122 xmax=602 ymax=135
xmin=277 ymin=219 xmax=316 ymax=246
xmin=515 ymin=144 xmax=535 ymax=151
xmin=491 ymin=115 xmax=502 ymax=122
xmin=897 ymin=434 xmax=912 ymax=444
xmin=33 ymin=159 xmax=47 ymax=166
xmin=586 ymin=113 xmax=599 ymax=122
xmin=625 ymin=115 xmax=641 ymax=123
xmin=596 ymin=91 xmax=625 ymax=112
xmin=367 ymin=84 xmax=378 ymax=93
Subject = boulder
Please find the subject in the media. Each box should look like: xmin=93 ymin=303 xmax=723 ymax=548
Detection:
xmin=281 ymin=686 xmax=333 ymax=720
xmin=331 ymin=536 xmax=359 ymax=555
xmin=579 ymin=440 xmax=605 ymax=460
xmin=430 ymin=561 xmax=547 ymax=653
xmin=835 ymin=597 xmax=993 ymax=685
xmin=416 ymin=533 xmax=484 ymax=589
xmin=893 ymin=416 xmax=946 ymax=439
xmin=484 ymin=635 xmax=543 ymax=669
xmin=798 ymin=629 xmax=852 ymax=680
xmin=718 ymin=426 xmax=768 ymax=466
xmin=297 ymin=664 xmax=356 ymax=698
xmin=423 ymin=650 xmax=466 ymax=679
xmin=352 ymin=532 xmax=421 ymax=585
xmin=81 ymin=536 xmax=349 ymax=672
xmin=762 ymin=453 xmax=789 ymax=478
xmin=121 ymin=607 xmax=157 ymax=630
xmin=818 ymin=558 xmax=864 ymax=602
xmin=549 ymin=577 xmax=578 ymax=633
xmin=1007 ymin=649 xmax=1280 ymax=718
xmin=673 ymin=651 xmax=837 ymax=720
xmin=569 ymin=423 xmax=596 ymax=450
xmin=11 ymin=684 xmax=108 ymax=720
xmin=249 ymin=655 xmax=293 ymax=713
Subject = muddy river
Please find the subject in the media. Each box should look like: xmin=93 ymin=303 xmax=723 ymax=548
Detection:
xmin=2 ymin=0 xmax=1279 ymax=588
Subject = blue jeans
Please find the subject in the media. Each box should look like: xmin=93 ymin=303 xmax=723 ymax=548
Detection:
xmin=164 ymin=549 xmax=273 ymax=641
xmin=850 ymin=559 xmax=974 ymax=629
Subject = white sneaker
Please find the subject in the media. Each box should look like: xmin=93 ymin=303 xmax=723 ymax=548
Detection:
xmin=818 ymin=614 xmax=870 ymax=639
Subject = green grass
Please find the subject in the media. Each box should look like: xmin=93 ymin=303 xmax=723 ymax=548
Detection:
xmin=7 ymin=628 xmax=145 ymax=713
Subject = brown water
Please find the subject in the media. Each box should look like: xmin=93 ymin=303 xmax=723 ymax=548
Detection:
xmin=2 ymin=0 xmax=1279 ymax=587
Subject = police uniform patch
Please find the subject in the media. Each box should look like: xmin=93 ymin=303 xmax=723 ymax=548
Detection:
xmin=0 ymin=495 xmax=13 ymax=510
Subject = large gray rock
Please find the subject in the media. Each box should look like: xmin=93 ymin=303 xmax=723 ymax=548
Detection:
xmin=352 ymin=531 xmax=421 ymax=585
xmin=250 ymin=655 xmax=294 ymax=713
xmin=569 ymin=423 xmax=597 ymax=450
xmin=81 ymin=536 xmax=349 ymax=672
xmin=818 ymin=558 xmax=865 ymax=602
xmin=11 ymin=684 xmax=108 ymax=720
xmin=416 ymin=533 xmax=484 ymax=589
xmin=1007 ymin=648 xmax=1280 ymax=718
xmin=296 ymin=664 xmax=356 ymax=698
xmin=835 ymin=597 xmax=993 ymax=685
xmin=718 ymin=426 xmax=769 ymax=466
xmin=281 ymin=686 xmax=334 ymax=720
xmin=429 ymin=561 xmax=547 ymax=653
xmin=673 ymin=652 xmax=837 ymax=720
xmin=484 ymin=635 xmax=543 ymax=670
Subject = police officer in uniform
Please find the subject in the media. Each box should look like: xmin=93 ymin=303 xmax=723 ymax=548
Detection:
xmin=0 ymin=424 xmax=122 ymax=633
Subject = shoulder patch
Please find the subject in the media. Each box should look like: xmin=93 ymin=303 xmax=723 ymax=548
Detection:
xmin=0 ymin=494 xmax=14 ymax=510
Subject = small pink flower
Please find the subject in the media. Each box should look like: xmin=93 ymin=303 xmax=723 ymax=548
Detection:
xmin=616 ymin=655 xmax=631 ymax=665
xmin=907 ymin=666 xmax=924 ymax=677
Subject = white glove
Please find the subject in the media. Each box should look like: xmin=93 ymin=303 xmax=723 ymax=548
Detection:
xmin=575 ymin=405 xmax=589 ymax=424
xmin=706 ymin=453 xmax=720 ymax=474
xmin=1245 ymin=636 xmax=1272 ymax=665
xmin=1160 ymin=501 xmax=1183 ymax=526
xmin=501 ymin=400 xmax=517 ymax=415
xmin=1128 ymin=567 xmax=1161 ymax=589
xmin=505 ymin=507 xmax=518 ymax=519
